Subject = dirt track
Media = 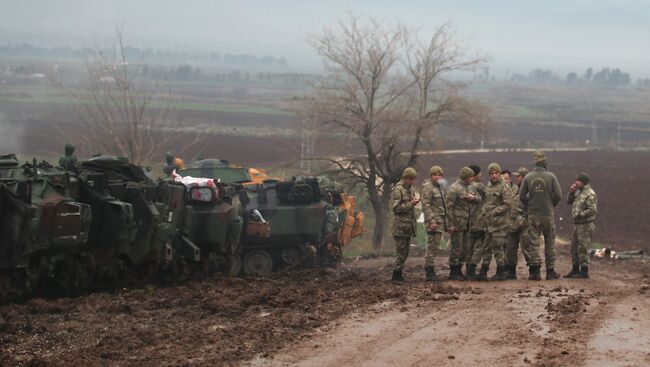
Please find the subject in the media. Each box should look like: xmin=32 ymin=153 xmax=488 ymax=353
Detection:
xmin=1 ymin=242 xmax=649 ymax=367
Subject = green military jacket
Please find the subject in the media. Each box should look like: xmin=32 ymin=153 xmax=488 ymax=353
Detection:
xmin=446 ymin=179 xmax=481 ymax=231
xmin=519 ymin=166 xmax=562 ymax=217
xmin=420 ymin=179 xmax=447 ymax=233
xmin=482 ymin=178 xmax=516 ymax=233
xmin=509 ymin=184 xmax=527 ymax=232
xmin=567 ymin=184 xmax=597 ymax=224
xmin=468 ymin=181 xmax=486 ymax=232
xmin=391 ymin=180 xmax=417 ymax=237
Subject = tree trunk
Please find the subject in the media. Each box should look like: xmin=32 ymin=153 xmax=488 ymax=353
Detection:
xmin=371 ymin=203 xmax=387 ymax=251
xmin=370 ymin=188 xmax=393 ymax=251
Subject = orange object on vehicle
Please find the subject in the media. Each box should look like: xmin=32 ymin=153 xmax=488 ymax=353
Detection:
xmin=174 ymin=158 xmax=185 ymax=170
xmin=245 ymin=167 xmax=280 ymax=185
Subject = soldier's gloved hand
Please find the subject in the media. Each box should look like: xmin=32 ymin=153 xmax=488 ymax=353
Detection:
xmin=410 ymin=198 xmax=420 ymax=206
xmin=429 ymin=223 xmax=437 ymax=231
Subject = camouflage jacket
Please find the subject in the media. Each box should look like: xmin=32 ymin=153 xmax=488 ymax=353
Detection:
xmin=391 ymin=180 xmax=417 ymax=237
xmin=567 ymin=185 xmax=597 ymax=224
xmin=519 ymin=167 xmax=562 ymax=217
xmin=446 ymin=179 xmax=481 ymax=231
xmin=482 ymin=178 xmax=516 ymax=233
xmin=468 ymin=181 xmax=486 ymax=232
xmin=509 ymin=184 xmax=527 ymax=232
xmin=420 ymin=179 xmax=447 ymax=233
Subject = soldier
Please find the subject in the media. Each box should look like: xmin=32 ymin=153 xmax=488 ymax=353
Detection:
xmin=163 ymin=151 xmax=176 ymax=176
xmin=58 ymin=143 xmax=78 ymax=171
xmin=420 ymin=165 xmax=447 ymax=281
xmin=390 ymin=167 xmax=419 ymax=282
xmin=501 ymin=170 xmax=513 ymax=187
xmin=519 ymin=150 xmax=562 ymax=281
xmin=465 ymin=165 xmax=486 ymax=279
xmin=565 ymin=173 xmax=597 ymax=279
xmin=505 ymin=167 xmax=530 ymax=279
xmin=445 ymin=166 xmax=479 ymax=280
xmin=471 ymin=163 xmax=515 ymax=281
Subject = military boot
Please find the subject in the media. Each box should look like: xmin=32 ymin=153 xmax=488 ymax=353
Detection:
xmin=425 ymin=266 xmax=439 ymax=281
xmin=528 ymin=266 xmax=541 ymax=281
xmin=491 ymin=265 xmax=507 ymax=281
xmin=476 ymin=264 xmax=489 ymax=281
xmin=546 ymin=268 xmax=560 ymax=280
xmin=392 ymin=269 xmax=405 ymax=282
xmin=448 ymin=265 xmax=465 ymax=281
xmin=564 ymin=265 xmax=580 ymax=278
xmin=465 ymin=264 xmax=477 ymax=280
xmin=572 ymin=266 xmax=589 ymax=279
xmin=506 ymin=265 xmax=517 ymax=280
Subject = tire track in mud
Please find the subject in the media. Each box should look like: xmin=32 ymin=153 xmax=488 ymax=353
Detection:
xmin=255 ymin=258 xmax=649 ymax=367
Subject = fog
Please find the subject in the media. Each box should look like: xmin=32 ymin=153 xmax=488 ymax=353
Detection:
xmin=1 ymin=0 xmax=650 ymax=76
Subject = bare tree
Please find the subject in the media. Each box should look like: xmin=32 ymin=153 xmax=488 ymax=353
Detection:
xmin=50 ymin=25 xmax=200 ymax=165
xmin=305 ymin=16 xmax=489 ymax=250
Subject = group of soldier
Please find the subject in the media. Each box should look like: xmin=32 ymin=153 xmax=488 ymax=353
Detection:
xmin=391 ymin=150 xmax=598 ymax=282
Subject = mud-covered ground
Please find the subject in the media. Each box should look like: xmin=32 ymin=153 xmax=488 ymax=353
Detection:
xmin=1 ymin=243 xmax=649 ymax=367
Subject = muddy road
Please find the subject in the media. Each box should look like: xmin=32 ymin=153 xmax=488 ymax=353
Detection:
xmin=1 ymin=243 xmax=649 ymax=367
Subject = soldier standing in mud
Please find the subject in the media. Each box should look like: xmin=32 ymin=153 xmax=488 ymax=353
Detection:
xmin=565 ymin=173 xmax=597 ymax=279
xmin=445 ymin=167 xmax=478 ymax=280
xmin=390 ymin=167 xmax=419 ymax=282
xmin=470 ymin=163 xmax=515 ymax=281
xmin=519 ymin=151 xmax=562 ymax=281
xmin=464 ymin=165 xmax=486 ymax=279
xmin=420 ymin=166 xmax=447 ymax=281
xmin=504 ymin=167 xmax=530 ymax=279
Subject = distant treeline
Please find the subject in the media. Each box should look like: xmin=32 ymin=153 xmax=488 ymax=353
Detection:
xmin=0 ymin=43 xmax=288 ymax=68
xmin=509 ymin=67 xmax=642 ymax=88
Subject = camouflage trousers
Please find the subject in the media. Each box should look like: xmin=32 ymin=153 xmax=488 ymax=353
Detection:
xmin=393 ymin=236 xmax=411 ymax=271
xmin=424 ymin=232 xmax=443 ymax=267
xmin=571 ymin=222 xmax=595 ymax=267
xmin=449 ymin=230 xmax=470 ymax=266
xmin=471 ymin=230 xmax=507 ymax=267
xmin=505 ymin=223 xmax=530 ymax=267
xmin=526 ymin=215 xmax=556 ymax=269
xmin=466 ymin=231 xmax=485 ymax=265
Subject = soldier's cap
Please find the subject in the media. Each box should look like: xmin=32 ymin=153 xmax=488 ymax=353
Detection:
xmin=533 ymin=150 xmax=547 ymax=164
xmin=459 ymin=167 xmax=474 ymax=180
xmin=515 ymin=167 xmax=529 ymax=177
xmin=576 ymin=172 xmax=590 ymax=185
xmin=488 ymin=162 xmax=502 ymax=173
xmin=468 ymin=164 xmax=481 ymax=175
xmin=429 ymin=165 xmax=443 ymax=176
xmin=402 ymin=167 xmax=417 ymax=179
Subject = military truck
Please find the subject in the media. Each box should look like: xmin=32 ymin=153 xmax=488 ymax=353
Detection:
xmin=180 ymin=159 xmax=364 ymax=276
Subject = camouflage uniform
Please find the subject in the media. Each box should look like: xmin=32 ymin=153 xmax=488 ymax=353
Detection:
xmin=446 ymin=181 xmax=476 ymax=264
xmin=471 ymin=164 xmax=515 ymax=280
xmin=466 ymin=181 xmax=486 ymax=268
xmin=391 ymin=178 xmax=417 ymax=273
xmin=58 ymin=143 xmax=78 ymax=171
xmin=567 ymin=183 xmax=597 ymax=268
xmin=446 ymin=167 xmax=479 ymax=279
xmin=505 ymin=179 xmax=531 ymax=272
xmin=421 ymin=173 xmax=447 ymax=268
xmin=519 ymin=152 xmax=562 ymax=279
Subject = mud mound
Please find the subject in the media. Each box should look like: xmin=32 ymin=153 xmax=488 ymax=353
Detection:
xmin=0 ymin=264 xmax=465 ymax=367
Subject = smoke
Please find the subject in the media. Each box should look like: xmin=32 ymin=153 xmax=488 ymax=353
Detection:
xmin=0 ymin=110 xmax=25 ymax=154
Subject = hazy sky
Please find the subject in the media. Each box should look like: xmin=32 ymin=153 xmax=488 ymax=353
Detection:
xmin=2 ymin=0 xmax=650 ymax=76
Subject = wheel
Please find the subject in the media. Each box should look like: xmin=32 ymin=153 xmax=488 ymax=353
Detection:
xmin=227 ymin=253 xmax=242 ymax=276
xmin=243 ymin=250 xmax=273 ymax=276
xmin=281 ymin=246 xmax=304 ymax=267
